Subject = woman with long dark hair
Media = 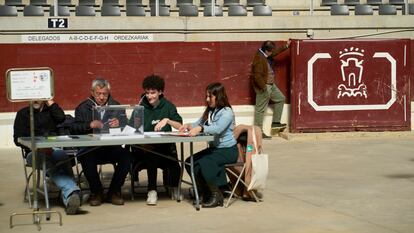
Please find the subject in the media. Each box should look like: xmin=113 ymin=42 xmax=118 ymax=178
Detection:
xmin=180 ymin=82 xmax=238 ymax=208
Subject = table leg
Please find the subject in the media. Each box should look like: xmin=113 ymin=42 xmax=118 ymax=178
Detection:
xmin=177 ymin=142 xmax=184 ymax=202
xmin=189 ymin=142 xmax=200 ymax=211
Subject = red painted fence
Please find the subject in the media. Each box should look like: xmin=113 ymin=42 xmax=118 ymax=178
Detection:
xmin=290 ymin=39 xmax=411 ymax=132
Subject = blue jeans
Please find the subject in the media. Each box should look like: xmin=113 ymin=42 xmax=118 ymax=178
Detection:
xmin=26 ymin=149 xmax=80 ymax=206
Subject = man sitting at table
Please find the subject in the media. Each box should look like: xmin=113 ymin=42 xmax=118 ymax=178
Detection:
xmin=13 ymin=99 xmax=81 ymax=215
xmin=71 ymin=78 xmax=131 ymax=206
xmin=131 ymin=74 xmax=183 ymax=205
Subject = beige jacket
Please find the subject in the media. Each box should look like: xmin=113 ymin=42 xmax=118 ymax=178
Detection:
xmin=229 ymin=124 xmax=263 ymax=198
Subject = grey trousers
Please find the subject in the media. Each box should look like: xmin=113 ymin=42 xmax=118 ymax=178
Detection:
xmin=254 ymin=83 xmax=285 ymax=130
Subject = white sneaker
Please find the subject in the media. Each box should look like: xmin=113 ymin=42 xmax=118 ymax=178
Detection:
xmin=146 ymin=190 xmax=158 ymax=205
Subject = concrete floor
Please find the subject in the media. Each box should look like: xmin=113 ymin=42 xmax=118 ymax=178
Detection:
xmin=1 ymin=132 xmax=414 ymax=233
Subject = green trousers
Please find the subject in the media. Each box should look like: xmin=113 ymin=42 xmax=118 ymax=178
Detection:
xmin=185 ymin=145 xmax=238 ymax=187
xmin=254 ymin=83 xmax=285 ymax=130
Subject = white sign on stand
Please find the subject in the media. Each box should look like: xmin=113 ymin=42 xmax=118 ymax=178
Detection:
xmin=6 ymin=67 xmax=54 ymax=101
xmin=6 ymin=67 xmax=61 ymax=229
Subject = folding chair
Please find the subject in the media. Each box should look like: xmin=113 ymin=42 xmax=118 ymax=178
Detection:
xmin=225 ymin=127 xmax=261 ymax=207
xmin=20 ymin=148 xmax=52 ymax=215
xmin=225 ymin=162 xmax=259 ymax=207
xmin=56 ymin=114 xmax=83 ymax=187
xmin=129 ymin=145 xmax=179 ymax=201
xmin=129 ymin=157 xmax=146 ymax=200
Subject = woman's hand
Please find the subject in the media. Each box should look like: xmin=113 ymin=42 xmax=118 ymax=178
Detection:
xmin=179 ymin=123 xmax=192 ymax=132
xmin=188 ymin=126 xmax=202 ymax=137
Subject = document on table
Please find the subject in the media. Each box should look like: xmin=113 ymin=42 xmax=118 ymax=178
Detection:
xmin=166 ymin=132 xmax=191 ymax=137
xmin=99 ymin=125 xmax=144 ymax=139
xmin=144 ymin=132 xmax=166 ymax=137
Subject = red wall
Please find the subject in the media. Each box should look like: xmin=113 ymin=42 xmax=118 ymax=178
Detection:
xmin=0 ymin=41 xmax=291 ymax=112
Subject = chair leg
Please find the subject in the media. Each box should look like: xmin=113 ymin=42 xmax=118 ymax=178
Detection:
xmin=23 ymin=168 xmax=32 ymax=207
xmin=233 ymin=174 xmax=261 ymax=202
xmin=249 ymin=189 xmax=260 ymax=202
xmin=41 ymin=158 xmax=51 ymax=220
xmin=72 ymin=155 xmax=84 ymax=206
xmin=99 ymin=164 xmax=103 ymax=180
xmin=225 ymin=164 xmax=246 ymax=208
xmin=130 ymin=165 xmax=135 ymax=201
xmin=73 ymin=155 xmax=82 ymax=187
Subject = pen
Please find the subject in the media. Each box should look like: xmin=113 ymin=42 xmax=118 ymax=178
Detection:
xmin=103 ymin=119 xmax=114 ymax=125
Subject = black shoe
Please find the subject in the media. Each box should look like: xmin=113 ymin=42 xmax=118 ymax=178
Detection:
xmin=202 ymin=191 xmax=224 ymax=208
xmin=262 ymin=133 xmax=272 ymax=139
xmin=272 ymin=122 xmax=287 ymax=128
xmin=88 ymin=192 xmax=104 ymax=206
xmin=65 ymin=191 xmax=80 ymax=215
xmin=106 ymin=191 xmax=125 ymax=205
xmin=219 ymin=183 xmax=232 ymax=198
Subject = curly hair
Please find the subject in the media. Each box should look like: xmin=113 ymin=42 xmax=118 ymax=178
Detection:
xmin=142 ymin=74 xmax=165 ymax=91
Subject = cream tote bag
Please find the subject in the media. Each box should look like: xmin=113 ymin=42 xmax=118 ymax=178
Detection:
xmin=247 ymin=126 xmax=269 ymax=191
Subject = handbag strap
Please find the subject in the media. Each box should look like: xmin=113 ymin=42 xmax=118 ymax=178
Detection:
xmin=252 ymin=126 xmax=259 ymax=154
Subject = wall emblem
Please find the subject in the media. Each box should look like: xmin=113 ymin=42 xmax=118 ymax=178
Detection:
xmin=307 ymin=48 xmax=397 ymax=111
xmin=337 ymin=47 xmax=367 ymax=99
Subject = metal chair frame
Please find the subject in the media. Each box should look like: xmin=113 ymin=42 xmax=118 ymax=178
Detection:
xmin=20 ymin=148 xmax=52 ymax=215
xmin=225 ymin=161 xmax=259 ymax=207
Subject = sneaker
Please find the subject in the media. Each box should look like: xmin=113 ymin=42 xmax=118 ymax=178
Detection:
xmin=262 ymin=133 xmax=272 ymax=139
xmin=88 ymin=192 xmax=103 ymax=206
xmin=146 ymin=190 xmax=158 ymax=205
xmin=107 ymin=192 xmax=124 ymax=205
xmin=65 ymin=192 xmax=80 ymax=215
xmin=271 ymin=122 xmax=287 ymax=128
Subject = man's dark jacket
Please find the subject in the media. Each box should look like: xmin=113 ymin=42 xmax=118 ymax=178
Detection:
xmin=13 ymin=103 xmax=65 ymax=152
xmin=71 ymin=95 xmax=122 ymax=135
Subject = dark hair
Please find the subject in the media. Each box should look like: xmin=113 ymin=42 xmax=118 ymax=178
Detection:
xmin=201 ymin=82 xmax=232 ymax=122
xmin=142 ymin=75 xmax=165 ymax=91
xmin=261 ymin=40 xmax=275 ymax=53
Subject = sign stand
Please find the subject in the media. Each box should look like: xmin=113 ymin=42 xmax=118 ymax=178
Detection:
xmin=6 ymin=68 xmax=62 ymax=230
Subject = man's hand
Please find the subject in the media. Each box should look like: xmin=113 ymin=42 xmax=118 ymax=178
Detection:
xmin=46 ymin=100 xmax=54 ymax=106
xmin=90 ymin=120 xmax=103 ymax=129
xmin=108 ymin=118 xmax=119 ymax=128
xmin=154 ymin=118 xmax=169 ymax=131
xmin=286 ymin=39 xmax=291 ymax=48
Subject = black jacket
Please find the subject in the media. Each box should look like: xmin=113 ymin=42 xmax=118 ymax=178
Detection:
xmin=13 ymin=103 xmax=65 ymax=152
xmin=71 ymin=95 xmax=124 ymax=135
